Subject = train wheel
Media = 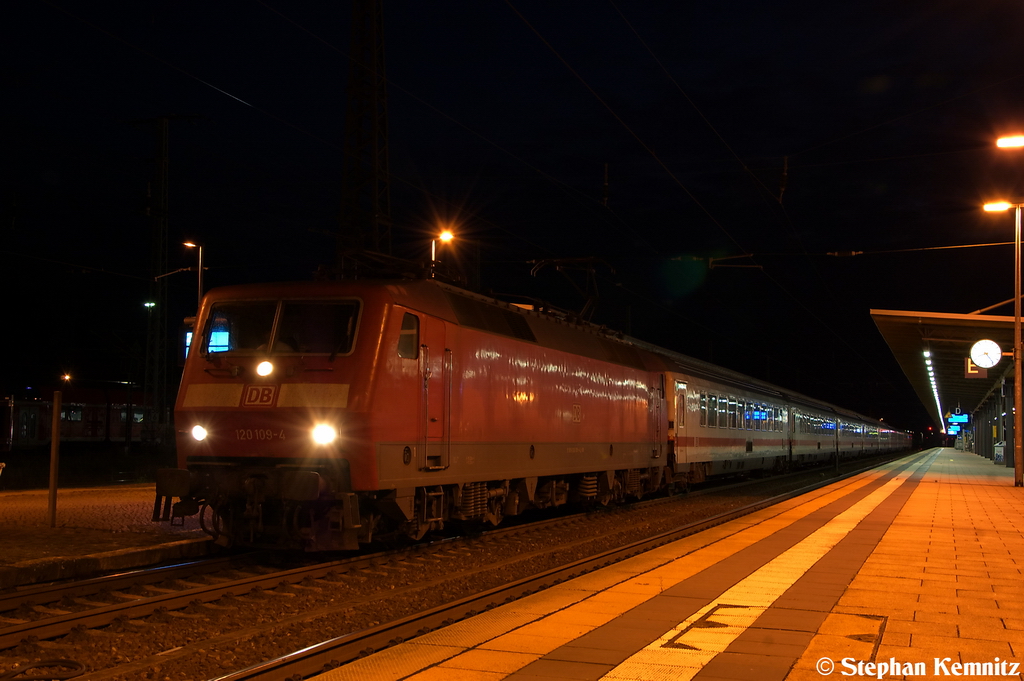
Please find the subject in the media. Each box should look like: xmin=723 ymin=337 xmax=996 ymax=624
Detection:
xmin=503 ymin=488 xmax=521 ymax=516
xmin=199 ymin=503 xmax=224 ymax=543
xmin=485 ymin=496 xmax=504 ymax=526
xmin=598 ymin=477 xmax=621 ymax=506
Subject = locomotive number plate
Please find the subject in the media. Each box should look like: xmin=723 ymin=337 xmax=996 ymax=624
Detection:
xmin=235 ymin=429 xmax=286 ymax=441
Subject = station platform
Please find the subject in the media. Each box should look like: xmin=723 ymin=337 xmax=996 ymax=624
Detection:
xmin=0 ymin=484 xmax=208 ymax=590
xmin=317 ymin=448 xmax=1024 ymax=681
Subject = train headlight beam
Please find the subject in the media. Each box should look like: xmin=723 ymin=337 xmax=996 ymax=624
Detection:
xmin=312 ymin=424 xmax=337 ymax=445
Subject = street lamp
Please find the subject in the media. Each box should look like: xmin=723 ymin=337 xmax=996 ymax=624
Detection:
xmin=183 ymin=242 xmax=203 ymax=310
xmin=983 ymin=197 xmax=1024 ymax=486
xmin=993 ymin=133 xmax=1024 ymax=485
xmin=430 ymin=230 xmax=454 ymax=278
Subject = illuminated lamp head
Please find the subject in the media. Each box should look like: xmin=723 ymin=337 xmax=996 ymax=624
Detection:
xmin=312 ymin=423 xmax=337 ymax=445
xmin=256 ymin=361 xmax=274 ymax=377
xmin=191 ymin=425 xmax=208 ymax=441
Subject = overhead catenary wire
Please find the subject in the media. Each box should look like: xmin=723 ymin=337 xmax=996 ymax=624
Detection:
xmin=504 ymin=1 xmax=907 ymax=392
xmin=502 ymin=0 xmax=751 ymax=258
xmin=252 ymin=0 xmax=659 ymax=255
xmin=29 ymin=1 xmax=924 ymax=418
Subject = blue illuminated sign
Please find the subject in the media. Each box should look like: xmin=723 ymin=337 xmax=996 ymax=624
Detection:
xmin=948 ymin=413 xmax=969 ymax=424
xmin=184 ymin=330 xmax=229 ymax=358
xmin=948 ymin=425 xmax=961 ymax=434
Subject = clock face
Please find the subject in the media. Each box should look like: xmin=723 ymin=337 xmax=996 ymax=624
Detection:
xmin=970 ymin=339 xmax=1002 ymax=369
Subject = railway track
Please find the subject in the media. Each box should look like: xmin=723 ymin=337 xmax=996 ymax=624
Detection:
xmin=0 ymin=494 xmax=670 ymax=653
xmin=0 ymin=453 xmax=912 ymax=680
xmin=210 ymin=451 xmax=929 ymax=681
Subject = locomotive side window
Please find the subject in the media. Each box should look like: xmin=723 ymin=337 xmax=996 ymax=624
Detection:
xmin=398 ymin=313 xmax=419 ymax=359
xmin=277 ymin=300 xmax=360 ymax=355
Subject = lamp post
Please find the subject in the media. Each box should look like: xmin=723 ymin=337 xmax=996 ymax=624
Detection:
xmin=183 ymin=242 xmax=203 ymax=310
xmin=983 ymin=198 xmax=1023 ymax=486
xmin=430 ymin=229 xmax=454 ymax=278
xmin=994 ymin=133 xmax=1024 ymax=485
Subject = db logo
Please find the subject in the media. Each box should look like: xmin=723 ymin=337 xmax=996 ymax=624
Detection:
xmin=242 ymin=385 xmax=278 ymax=407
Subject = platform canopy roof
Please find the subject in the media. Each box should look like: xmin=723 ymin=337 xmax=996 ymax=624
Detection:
xmin=871 ymin=309 xmax=1016 ymax=428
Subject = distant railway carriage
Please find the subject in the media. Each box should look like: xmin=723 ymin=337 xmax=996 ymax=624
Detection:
xmin=154 ymin=279 xmax=912 ymax=550
xmin=0 ymin=391 xmax=148 ymax=452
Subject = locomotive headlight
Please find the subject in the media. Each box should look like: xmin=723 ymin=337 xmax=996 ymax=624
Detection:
xmin=311 ymin=423 xmax=338 ymax=445
xmin=191 ymin=425 xmax=208 ymax=441
xmin=256 ymin=361 xmax=274 ymax=376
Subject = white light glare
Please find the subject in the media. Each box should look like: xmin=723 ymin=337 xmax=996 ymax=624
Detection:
xmin=312 ymin=424 xmax=337 ymax=445
xmin=927 ymin=354 xmax=942 ymax=428
xmin=257 ymin=361 xmax=274 ymax=376
xmin=191 ymin=425 xmax=208 ymax=441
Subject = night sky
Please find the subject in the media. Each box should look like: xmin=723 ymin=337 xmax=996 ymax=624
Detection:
xmin=7 ymin=0 xmax=1024 ymax=433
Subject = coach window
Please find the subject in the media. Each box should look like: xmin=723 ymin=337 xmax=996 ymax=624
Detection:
xmin=728 ymin=398 xmax=738 ymax=429
xmin=708 ymin=394 xmax=718 ymax=427
xmin=718 ymin=396 xmax=728 ymax=428
xmin=699 ymin=393 xmax=708 ymax=426
xmin=398 ymin=313 xmax=419 ymax=359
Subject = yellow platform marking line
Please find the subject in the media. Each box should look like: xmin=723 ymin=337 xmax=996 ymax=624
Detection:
xmin=312 ymin=454 xmax=929 ymax=681
xmin=600 ymin=457 xmax=930 ymax=681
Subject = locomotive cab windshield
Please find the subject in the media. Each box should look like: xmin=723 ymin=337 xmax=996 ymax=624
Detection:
xmin=200 ymin=299 xmax=361 ymax=358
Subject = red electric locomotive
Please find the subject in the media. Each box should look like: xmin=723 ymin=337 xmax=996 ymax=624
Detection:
xmin=154 ymin=279 xmax=911 ymax=550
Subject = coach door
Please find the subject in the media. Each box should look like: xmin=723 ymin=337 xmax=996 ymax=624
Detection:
xmin=650 ymin=376 xmax=665 ymax=459
xmin=787 ymin=409 xmax=795 ymax=464
xmin=673 ymin=381 xmax=687 ymax=464
xmin=420 ymin=316 xmax=451 ymax=470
